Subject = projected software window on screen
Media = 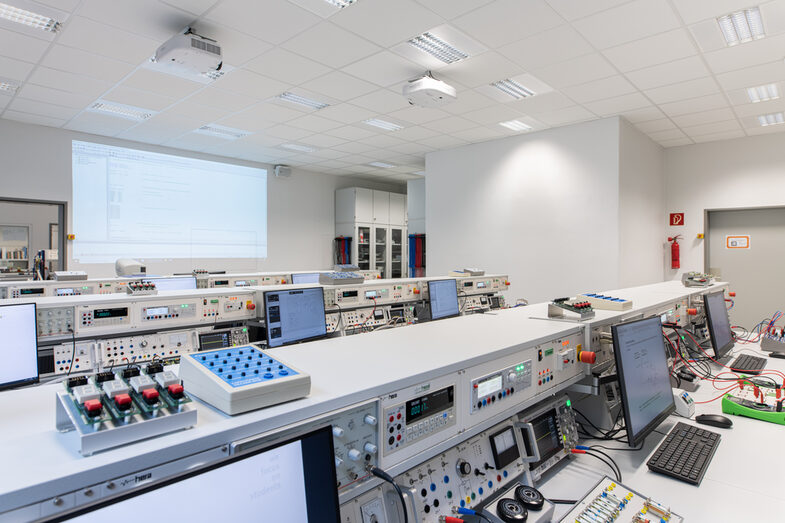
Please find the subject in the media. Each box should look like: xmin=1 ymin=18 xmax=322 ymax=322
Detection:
xmin=72 ymin=141 xmax=267 ymax=263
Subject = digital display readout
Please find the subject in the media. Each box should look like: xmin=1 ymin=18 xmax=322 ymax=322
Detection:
xmin=55 ymin=289 xmax=74 ymax=295
xmin=342 ymin=290 xmax=358 ymax=298
xmin=20 ymin=288 xmax=44 ymax=295
xmin=406 ymin=386 xmax=454 ymax=424
xmin=94 ymin=307 xmax=128 ymax=319
xmin=477 ymin=375 xmax=503 ymax=397
xmin=146 ymin=306 xmax=169 ymax=316
xmin=477 ymin=282 xmax=487 ymax=288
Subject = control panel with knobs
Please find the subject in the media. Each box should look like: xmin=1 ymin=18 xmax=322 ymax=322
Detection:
xmin=320 ymin=401 xmax=380 ymax=496
xmin=393 ymin=419 xmax=528 ymax=522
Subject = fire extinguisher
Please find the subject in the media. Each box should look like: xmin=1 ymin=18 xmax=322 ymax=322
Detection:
xmin=668 ymin=235 xmax=682 ymax=269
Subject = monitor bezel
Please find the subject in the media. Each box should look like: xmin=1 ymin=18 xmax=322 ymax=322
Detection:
xmin=263 ymin=287 xmax=327 ymax=348
xmin=0 ymin=302 xmax=39 ymax=391
xmin=50 ymin=425 xmax=340 ymax=522
xmin=703 ymin=290 xmax=734 ymax=359
xmin=427 ymin=279 xmax=460 ymax=321
xmin=611 ymin=316 xmax=675 ymax=447
xmin=290 ymin=272 xmax=322 ymax=285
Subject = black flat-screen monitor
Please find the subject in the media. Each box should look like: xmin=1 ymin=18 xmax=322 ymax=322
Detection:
xmin=291 ymin=272 xmax=321 ymax=285
xmin=59 ymin=426 xmax=340 ymax=522
xmin=704 ymin=290 xmax=734 ymax=359
xmin=612 ymin=316 xmax=675 ymax=447
xmin=428 ymin=279 xmax=459 ymax=320
xmin=0 ymin=303 xmax=39 ymax=390
xmin=264 ymin=287 xmax=327 ymax=348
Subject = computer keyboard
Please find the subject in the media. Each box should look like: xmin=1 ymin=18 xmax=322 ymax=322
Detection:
xmin=729 ymin=354 xmax=767 ymax=375
xmin=647 ymin=422 xmax=720 ymax=485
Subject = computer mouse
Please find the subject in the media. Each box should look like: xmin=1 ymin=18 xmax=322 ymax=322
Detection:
xmin=695 ymin=414 xmax=733 ymax=429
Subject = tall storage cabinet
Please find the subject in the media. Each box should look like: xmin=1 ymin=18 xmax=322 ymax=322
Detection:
xmin=335 ymin=188 xmax=407 ymax=278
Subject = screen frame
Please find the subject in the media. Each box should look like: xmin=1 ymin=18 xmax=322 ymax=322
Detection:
xmin=0 ymin=302 xmax=39 ymax=391
xmin=520 ymin=408 xmax=563 ymax=471
xmin=611 ymin=316 xmax=676 ymax=447
xmin=489 ymin=426 xmax=521 ymax=470
xmin=50 ymin=425 xmax=340 ymax=523
xmin=427 ymin=279 xmax=460 ymax=321
xmin=703 ymin=290 xmax=734 ymax=359
xmin=291 ymin=272 xmax=322 ymax=285
xmin=263 ymin=287 xmax=327 ymax=348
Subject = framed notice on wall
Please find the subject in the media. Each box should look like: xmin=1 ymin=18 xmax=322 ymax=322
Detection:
xmin=726 ymin=235 xmax=750 ymax=249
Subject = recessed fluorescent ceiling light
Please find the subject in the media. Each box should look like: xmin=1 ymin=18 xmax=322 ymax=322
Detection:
xmin=369 ymin=161 xmax=394 ymax=168
xmin=758 ymin=112 xmax=785 ymax=126
xmin=499 ymin=120 xmax=531 ymax=132
xmin=278 ymin=92 xmax=329 ymax=110
xmin=491 ymin=79 xmax=535 ymax=100
xmin=88 ymin=101 xmax=156 ymax=121
xmin=323 ymin=0 xmax=357 ymax=7
xmin=747 ymin=83 xmax=779 ymax=103
xmin=413 ymin=170 xmax=425 ymax=176
xmin=717 ymin=7 xmax=764 ymax=46
xmin=0 ymin=2 xmax=61 ymax=32
xmin=408 ymin=32 xmax=468 ymax=64
xmin=193 ymin=124 xmax=252 ymax=139
xmin=0 ymin=79 xmax=19 ymax=92
xmin=364 ymin=118 xmax=403 ymax=131
xmin=280 ymin=143 xmax=317 ymax=153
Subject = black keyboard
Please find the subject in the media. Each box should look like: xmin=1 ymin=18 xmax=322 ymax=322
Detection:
xmin=647 ymin=422 xmax=720 ymax=485
xmin=729 ymin=354 xmax=767 ymax=375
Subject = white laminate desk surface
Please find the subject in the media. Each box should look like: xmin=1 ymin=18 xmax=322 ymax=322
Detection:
xmin=539 ymin=342 xmax=783 ymax=522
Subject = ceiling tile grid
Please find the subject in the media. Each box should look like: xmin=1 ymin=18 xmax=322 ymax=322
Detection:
xmin=0 ymin=0 xmax=784 ymax=183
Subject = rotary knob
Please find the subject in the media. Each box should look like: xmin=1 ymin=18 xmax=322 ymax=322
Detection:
xmin=332 ymin=426 xmax=345 ymax=438
xmin=363 ymin=415 xmax=377 ymax=426
xmin=348 ymin=449 xmax=362 ymax=461
xmin=364 ymin=443 xmax=378 ymax=454
xmin=456 ymin=460 xmax=472 ymax=477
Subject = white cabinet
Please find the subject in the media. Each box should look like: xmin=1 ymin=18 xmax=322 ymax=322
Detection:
xmin=335 ymin=188 xmax=407 ymax=278
xmin=372 ymin=190 xmax=389 ymax=223
xmin=389 ymin=193 xmax=405 ymax=226
xmin=335 ymin=187 xmax=373 ymax=223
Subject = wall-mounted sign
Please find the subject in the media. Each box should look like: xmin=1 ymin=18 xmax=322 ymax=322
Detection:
xmin=669 ymin=213 xmax=684 ymax=226
xmin=726 ymin=235 xmax=750 ymax=249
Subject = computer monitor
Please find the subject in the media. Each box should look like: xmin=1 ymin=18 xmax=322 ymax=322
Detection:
xmin=61 ymin=426 xmax=340 ymax=522
xmin=143 ymin=276 xmax=197 ymax=291
xmin=428 ymin=279 xmax=460 ymax=320
xmin=291 ymin=272 xmax=321 ymax=285
xmin=612 ymin=316 xmax=675 ymax=447
xmin=0 ymin=303 xmax=39 ymax=390
xmin=704 ymin=290 xmax=734 ymax=360
xmin=264 ymin=287 xmax=327 ymax=348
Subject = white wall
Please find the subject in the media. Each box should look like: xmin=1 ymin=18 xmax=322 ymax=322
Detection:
xmin=618 ymin=119 xmax=665 ymax=287
xmin=426 ymin=118 xmax=623 ymax=303
xmin=0 ymin=119 xmax=401 ymax=277
xmin=406 ymin=178 xmax=425 ymax=234
xmin=663 ymin=132 xmax=785 ymax=278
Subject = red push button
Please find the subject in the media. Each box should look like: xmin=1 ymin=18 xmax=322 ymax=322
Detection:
xmin=142 ymin=388 xmax=160 ymax=405
xmin=115 ymin=393 xmax=132 ymax=410
xmin=84 ymin=399 xmax=102 ymax=416
xmin=168 ymin=384 xmax=184 ymax=399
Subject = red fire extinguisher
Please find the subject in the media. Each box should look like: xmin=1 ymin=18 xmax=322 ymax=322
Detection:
xmin=668 ymin=235 xmax=682 ymax=269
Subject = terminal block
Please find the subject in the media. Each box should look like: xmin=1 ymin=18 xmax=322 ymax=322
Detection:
xmin=548 ymin=298 xmax=595 ymax=321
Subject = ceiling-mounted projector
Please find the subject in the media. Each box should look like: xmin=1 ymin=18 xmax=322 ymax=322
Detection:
xmin=153 ymin=28 xmax=222 ymax=75
xmin=403 ymin=73 xmax=456 ymax=107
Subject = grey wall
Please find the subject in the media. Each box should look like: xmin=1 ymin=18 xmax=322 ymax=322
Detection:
xmin=663 ymin=132 xmax=785 ymax=280
xmin=0 ymin=118 xmax=402 ymax=277
xmin=618 ymin=118 xmax=665 ymax=287
xmin=426 ymin=118 xmax=625 ymax=303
